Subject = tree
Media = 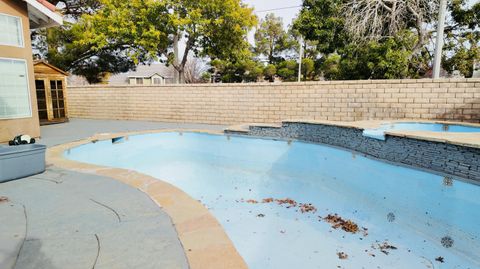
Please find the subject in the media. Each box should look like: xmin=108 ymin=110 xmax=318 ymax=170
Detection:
xmin=47 ymin=0 xmax=102 ymax=19
xmin=342 ymin=0 xmax=439 ymax=55
xmin=293 ymin=0 xmax=347 ymax=55
xmin=320 ymin=31 xmax=421 ymax=80
xmin=276 ymin=60 xmax=298 ymax=82
xmin=254 ymin=13 xmax=293 ymax=64
xmin=75 ymin=0 xmax=171 ymax=83
xmin=302 ymin=58 xmax=316 ymax=80
xmin=34 ymin=0 xmax=169 ymax=83
xmin=293 ymin=0 xmax=444 ymax=80
xmin=36 ymin=0 xmax=256 ymax=84
xmin=184 ymin=57 xmax=209 ymax=84
xmin=211 ymin=58 xmax=263 ymax=83
xmin=263 ymin=64 xmax=277 ymax=82
xmin=167 ymin=0 xmax=257 ymax=82
xmin=442 ymin=0 xmax=480 ymax=77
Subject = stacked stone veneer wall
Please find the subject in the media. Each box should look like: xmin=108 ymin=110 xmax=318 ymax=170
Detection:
xmin=228 ymin=122 xmax=480 ymax=182
xmin=68 ymin=79 xmax=480 ymax=125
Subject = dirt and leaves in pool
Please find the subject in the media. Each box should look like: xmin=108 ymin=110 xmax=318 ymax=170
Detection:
xmin=238 ymin=196 xmax=404 ymax=261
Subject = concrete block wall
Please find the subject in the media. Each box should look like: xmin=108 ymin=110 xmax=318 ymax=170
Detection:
xmin=68 ymin=79 xmax=480 ymax=125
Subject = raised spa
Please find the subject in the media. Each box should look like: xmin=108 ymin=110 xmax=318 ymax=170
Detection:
xmin=363 ymin=122 xmax=480 ymax=140
xmin=65 ymin=132 xmax=480 ymax=269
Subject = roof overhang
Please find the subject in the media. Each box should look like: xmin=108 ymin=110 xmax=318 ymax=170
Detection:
xmin=34 ymin=60 xmax=69 ymax=76
xmin=24 ymin=0 xmax=63 ymax=29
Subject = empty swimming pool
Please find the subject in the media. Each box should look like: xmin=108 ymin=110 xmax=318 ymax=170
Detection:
xmin=363 ymin=122 xmax=480 ymax=140
xmin=65 ymin=132 xmax=480 ymax=269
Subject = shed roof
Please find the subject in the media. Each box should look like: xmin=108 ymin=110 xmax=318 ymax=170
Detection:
xmin=34 ymin=60 xmax=69 ymax=76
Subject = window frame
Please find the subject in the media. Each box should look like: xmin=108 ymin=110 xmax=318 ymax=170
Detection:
xmin=0 ymin=57 xmax=32 ymax=119
xmin=0 ymin=13 xmax=25 ymax=48
xmin=136 ymin=77 xmax=144 ymax=85
xmin=153 ymin=77 xmax=162 ymax=85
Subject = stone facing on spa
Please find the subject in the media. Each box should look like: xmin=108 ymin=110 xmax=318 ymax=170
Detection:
xmin=227 ymin=122 xmax=480 ymax=182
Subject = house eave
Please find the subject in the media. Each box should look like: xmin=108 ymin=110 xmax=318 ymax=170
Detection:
xmin=24 ymin=0 xmax=63 ymax=29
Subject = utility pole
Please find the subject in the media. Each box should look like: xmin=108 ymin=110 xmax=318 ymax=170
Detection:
xmin=173 ymin=33 xmax=180 ymax=84
xmin=432 ymin=0 xmax=447 ymax=79
xmin=298 ymin=36 xmax=304 ymax=82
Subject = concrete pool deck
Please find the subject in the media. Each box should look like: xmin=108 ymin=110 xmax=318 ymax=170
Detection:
xmin=1 ymin=119 xmax=242 ymax=269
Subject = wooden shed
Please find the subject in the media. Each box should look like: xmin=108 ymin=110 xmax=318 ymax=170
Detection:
xmin=33 ymin=60 xmax=69 ymax=125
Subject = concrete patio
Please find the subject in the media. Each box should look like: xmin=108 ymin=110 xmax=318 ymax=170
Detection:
xmin=0 ymin=119 xmax=225 ymax=269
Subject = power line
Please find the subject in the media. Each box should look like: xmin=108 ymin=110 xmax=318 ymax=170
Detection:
xmin=255 ymin=5 xmax=302 ymax=13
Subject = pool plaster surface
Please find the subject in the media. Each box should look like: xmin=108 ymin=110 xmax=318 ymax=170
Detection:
xmin=1 ymin=119 xmax=242 ymax=269
xmin=2 ymin=118 xmax=479 ymax=269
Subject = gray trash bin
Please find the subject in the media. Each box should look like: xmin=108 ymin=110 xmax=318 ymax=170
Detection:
xmin=0 ymin=144 xmax=46 ymax=183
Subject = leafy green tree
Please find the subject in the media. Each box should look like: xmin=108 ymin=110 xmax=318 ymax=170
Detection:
xmin=320 ymin=31 xmax=420 ymax=80
xmin=168 ymin=0 xmax=257 ymax=82
xmin=301 ymin=58 xmax=316 ymax=80
xmin=35 ymin=0 xmax=169 ymax=83
xmin=263 ymin=64 xmax=277 ymax=82
xmin=321 ymin=53 xmax=341 ymax=80
xmin=254 ymin=13 xmax=293 ymax=64
xmin=442 ymin=0 xmax=480 ymax=77
xmin=211 ymin=58 xmax=263 ymax=83
xmin=47 ymin=0 xmax=102 ymax=19
xmin=37 ymin=0 xmax=256 ymax=84
xmin=293 ymin=0 xmax=347 ymax=55
xmin=276 ymin=60 xmax=298 ymax=82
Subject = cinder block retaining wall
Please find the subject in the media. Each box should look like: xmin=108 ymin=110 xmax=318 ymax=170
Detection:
xmin=227 ymin=123 xmax=480 ymax=182
xmin=68 ymin=79 xmax=480 ymax=124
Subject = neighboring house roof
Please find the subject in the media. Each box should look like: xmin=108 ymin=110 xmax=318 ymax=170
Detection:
xmin=109 ymin=64 xmax=175 ymax=85
xmin=33 ymin=60 xmax=69 ymax=76
xmin=24 ymin=0 xmax=63 ymax=29
xmin=128 ymin=72 xmax=165 ymax=78
xmin=68 ymin=64 xmax=176 ymax=85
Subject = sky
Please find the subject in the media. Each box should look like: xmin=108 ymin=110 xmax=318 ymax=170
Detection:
xmin=243 ymin=0 xmax=302 ymax=28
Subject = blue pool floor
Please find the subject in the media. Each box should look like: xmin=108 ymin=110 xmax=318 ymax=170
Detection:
xmin=66 ymin=132 xmax=480 ymax=269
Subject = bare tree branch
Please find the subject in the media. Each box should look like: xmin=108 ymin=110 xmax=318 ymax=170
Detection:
xmin=342 ymin=0 xmax=439 ymax=50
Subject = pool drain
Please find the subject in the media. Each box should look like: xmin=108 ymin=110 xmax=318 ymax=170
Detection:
xmin=387 ymin=212 xmax=395 ymax=222
xmin=441 ymin=236 xmax=454 ymax=248
xmin=443 ymin=176 xmax=453 ymax=186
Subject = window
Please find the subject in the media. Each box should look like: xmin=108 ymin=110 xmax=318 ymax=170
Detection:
xmin=0 ymin=58 xmax=31 ymax=119
xmin=50 ymin=80 xmax=66 ymax=119
xmin=35 ymin=79 xmax=48 ymax=120
xmin=0 ymin=13 xmax=24 ymax=47
xmin=153 ymin=77 xmax=162 ymax=85
xmin=136 ymin=78 xmax=143 ymax=85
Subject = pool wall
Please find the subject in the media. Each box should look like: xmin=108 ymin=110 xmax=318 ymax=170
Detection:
xmin=226 ymin=122 xmax=480 ymax=182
